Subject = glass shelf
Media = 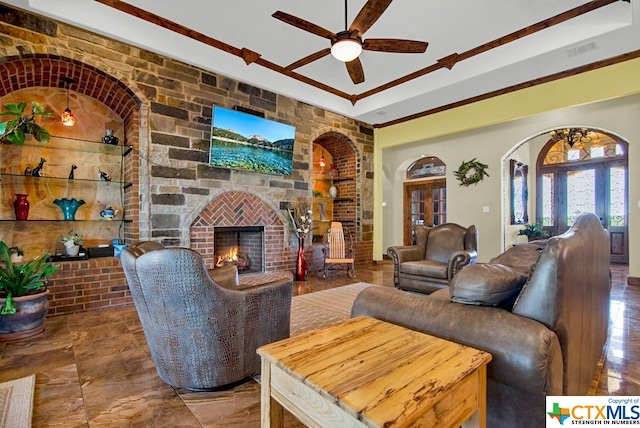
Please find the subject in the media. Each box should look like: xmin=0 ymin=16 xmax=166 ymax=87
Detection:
xmin=0 ymin=173 xmax=131 ymax=187
xmin=21 ymin=134 xmax=132 ymax=156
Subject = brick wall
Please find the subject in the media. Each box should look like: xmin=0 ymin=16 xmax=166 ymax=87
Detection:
xmin=46 ymin=258 xmax=130 ymax=316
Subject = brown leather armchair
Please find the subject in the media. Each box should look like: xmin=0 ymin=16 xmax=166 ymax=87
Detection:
xmin=387 ymin=223 xmax=478 ymax=294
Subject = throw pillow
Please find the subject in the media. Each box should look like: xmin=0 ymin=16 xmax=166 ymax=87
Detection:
xmin=450 ymin=263 xmax=528 ymax=308
xmin=489 ymin=242 xmax=545 ymax=277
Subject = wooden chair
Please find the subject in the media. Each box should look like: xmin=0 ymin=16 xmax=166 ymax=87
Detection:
xmin=322 ymin=221 xmax=355 ymax=279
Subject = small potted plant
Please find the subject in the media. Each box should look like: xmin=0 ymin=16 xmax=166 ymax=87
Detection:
xmin=517 ymin=223 xmax=550 ymax=241
xmin=0 ymin=241 xmax=59 ymax=341
xmin=8 ymin=246 xmax=24 ymax=264
xmin=61 ymin=230 xmax=83 ymax=257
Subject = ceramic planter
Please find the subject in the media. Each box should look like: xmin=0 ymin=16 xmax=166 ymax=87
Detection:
xmin=0 ymin=289 xmax=50 ymax=342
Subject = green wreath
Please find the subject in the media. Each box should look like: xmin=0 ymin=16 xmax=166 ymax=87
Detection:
xmin=454 ymin=158 xmax=489 ymax=187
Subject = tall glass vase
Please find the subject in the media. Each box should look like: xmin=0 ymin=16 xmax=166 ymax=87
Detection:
xmin=295 ymin=235 xmax=307 ymax=281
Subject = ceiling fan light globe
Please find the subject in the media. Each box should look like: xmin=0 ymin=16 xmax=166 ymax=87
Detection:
xmin=331 ymin=39 xmax=362 ymax=62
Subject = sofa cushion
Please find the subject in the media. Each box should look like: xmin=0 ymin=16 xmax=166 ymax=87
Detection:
xmin=400 ymin=259 xmax=448 ymax=279
xmin=450 ymin=263 xmax=528 ymax=308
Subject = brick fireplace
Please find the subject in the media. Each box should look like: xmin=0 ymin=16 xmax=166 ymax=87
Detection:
xmin=190 ymin=191 xmax=293 ymax=273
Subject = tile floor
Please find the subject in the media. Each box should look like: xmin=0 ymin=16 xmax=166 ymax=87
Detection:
xmin=0 ymin=261 xmax=637 ymax=427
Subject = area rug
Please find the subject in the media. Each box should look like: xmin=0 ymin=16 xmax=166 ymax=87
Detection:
xmin=290 ymin=282 xmax=376 ymax=336
xmin=0 ymin=374 xmax=35 ymax=428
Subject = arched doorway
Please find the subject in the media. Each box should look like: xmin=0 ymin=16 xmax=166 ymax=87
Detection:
xmin=536 ymin=128 xmax=629 ymax=263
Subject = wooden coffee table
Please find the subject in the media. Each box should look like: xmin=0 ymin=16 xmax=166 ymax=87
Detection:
xmin=257 ymin=316 xmax=492 ymax=428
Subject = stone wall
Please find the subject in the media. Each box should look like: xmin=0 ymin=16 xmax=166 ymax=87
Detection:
xmin=0 ymin=6 xmax=375 ymax=314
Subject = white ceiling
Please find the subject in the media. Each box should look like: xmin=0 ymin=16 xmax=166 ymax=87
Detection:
xmin=4 ymin=0 xmax=638 ymax=125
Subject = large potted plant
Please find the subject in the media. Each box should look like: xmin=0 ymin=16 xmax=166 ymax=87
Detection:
xmin=0 ymin=101 xmax=51 ymax=144
xmin=517 ymin=223 xmax=550 ymax=241
xmin=0 ymin=241 xmax=59 ymax=341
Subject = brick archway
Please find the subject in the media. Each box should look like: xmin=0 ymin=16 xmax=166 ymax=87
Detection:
xmin=313 ymin=131 xmax=359 ymax=238
xmin=0 ymin=54 xmax=140 ymax=118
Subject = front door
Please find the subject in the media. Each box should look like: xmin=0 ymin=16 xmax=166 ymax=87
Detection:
xmin=537 ymin=132 xmax=628 ymax=263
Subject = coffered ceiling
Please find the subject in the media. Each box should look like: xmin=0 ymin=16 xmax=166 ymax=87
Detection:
xmin=3 ymin=0 xmax=638 ymax=126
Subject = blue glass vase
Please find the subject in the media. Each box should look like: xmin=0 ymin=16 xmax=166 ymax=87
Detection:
xmin=53 ymin=198 xmax=86 ymax=220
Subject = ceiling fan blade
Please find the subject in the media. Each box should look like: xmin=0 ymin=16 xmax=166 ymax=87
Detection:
xmin=346 ymin=58 xmax=365 ymax=85
xmin=285 ymin=48 xmax=332 ymax=70
xmin=363 ymin=38 xmax=428 ymax=53
xmin=272 ymin=11 xmax=336 ymax=39
xmin=349 ymin=0 xmax=393 ymax=36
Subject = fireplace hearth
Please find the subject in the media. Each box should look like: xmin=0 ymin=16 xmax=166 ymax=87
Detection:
xmin=214 ymin=226 xmax=264 ymax=274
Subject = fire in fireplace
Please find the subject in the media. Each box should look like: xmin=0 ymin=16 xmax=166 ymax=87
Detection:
xmin=213 ymin=226 xmax=264 ymax=274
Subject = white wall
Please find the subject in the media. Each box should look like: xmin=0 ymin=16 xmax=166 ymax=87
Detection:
xmin=379 ymin=94 xmax=639 ymax=267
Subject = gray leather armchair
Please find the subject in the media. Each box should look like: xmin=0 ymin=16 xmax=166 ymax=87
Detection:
xmin=387 ymin=223 xmax=478 ymax=294
xmin=121 ymin=242 xmax=293 ymax=391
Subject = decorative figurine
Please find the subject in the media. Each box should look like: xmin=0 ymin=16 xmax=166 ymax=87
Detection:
xmin=102 ymin=129 xmax=119 ymax=145
xmin=31 ymin=157 xmax=46 ymax=177
xmin=99 ymin=169 xmax=112 ymax=182
xmin=68 ymin=164 xmax=77 ymax=179
xmin=24 ymin=166 xmax=32 ymax=176
xmin=100 ymin=206 xmax=119 ymax=220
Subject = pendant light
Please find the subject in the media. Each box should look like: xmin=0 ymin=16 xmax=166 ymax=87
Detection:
xmin=61 ymin=77 xmax=76 ymax=127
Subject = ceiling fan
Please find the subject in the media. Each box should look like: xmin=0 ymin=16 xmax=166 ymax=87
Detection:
xmin=272 ymin=0 xmax=428 ymax=85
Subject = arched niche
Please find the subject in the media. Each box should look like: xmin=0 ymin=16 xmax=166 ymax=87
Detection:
xmin=311 ymin=131 xmax=358 ymax=240
xmin=0 ymin=55 xmax=142 ymax=254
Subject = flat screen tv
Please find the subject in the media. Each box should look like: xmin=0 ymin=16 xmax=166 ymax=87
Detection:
xmin=209 ymin=106 xmax=296 ymax=175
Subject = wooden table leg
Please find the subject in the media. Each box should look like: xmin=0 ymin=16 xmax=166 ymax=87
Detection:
xmin=462 ymin=365 xmax=487 ymax=428
xmin=261 ymin=358 xmax=284 ymax=428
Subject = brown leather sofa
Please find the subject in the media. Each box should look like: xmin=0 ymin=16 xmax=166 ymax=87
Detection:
xmin=353 ymin=213 xmax=610 ymax=428
xmin=387 ymin=223 xmax=478 ymax=294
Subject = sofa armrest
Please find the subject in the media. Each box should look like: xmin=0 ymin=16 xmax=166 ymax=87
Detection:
xmin=447 ymin=249 xmax=477 ymax=280
xmin=388 ymin=245 xmax=425 ymax=263
xmin=351 ymin=286 xmax=562 ymax=395
xmin=388 ymin=245 xmax=425 ymax=286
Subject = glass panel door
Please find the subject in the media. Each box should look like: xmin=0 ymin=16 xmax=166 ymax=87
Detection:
xmin=608 ymin=165 xmax=628 ymax=263
xmin=403 ymin=179 xmax=446 ymax=245
xmin=566 ymin=169 xmax=596 ymax=227
xmin=541 ymin=173 xmax=555 ymax=227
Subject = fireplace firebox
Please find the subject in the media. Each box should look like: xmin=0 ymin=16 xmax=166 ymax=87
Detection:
xmin=213 ymin=226 xmax=264 ymax=274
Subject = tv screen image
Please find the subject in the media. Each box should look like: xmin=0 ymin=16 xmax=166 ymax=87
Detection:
xmin=209 ymin=106 xmax=296 ymax=175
